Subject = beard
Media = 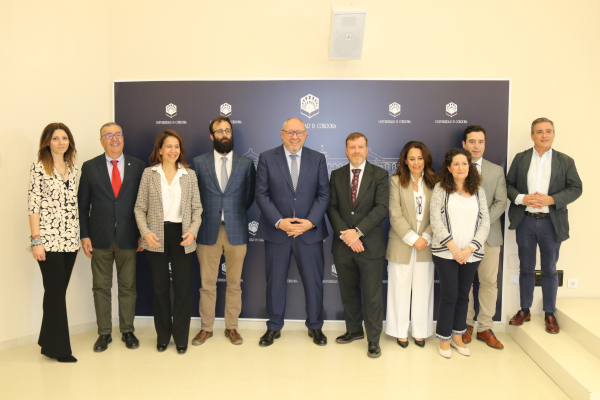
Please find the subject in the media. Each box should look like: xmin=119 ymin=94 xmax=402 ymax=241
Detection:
xmin=213 ymin=135 xmax=234 ymax=154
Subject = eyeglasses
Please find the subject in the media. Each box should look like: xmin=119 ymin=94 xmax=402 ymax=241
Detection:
xmin=214 ymin=129 xmax=232 ymax=135
xmin=102 ymin=132 xmax=124 ymax=140
xmin=416 ymin=196 xmax=423 ymax=215
xmin=282 ymin=130 xmax=306 ymax=138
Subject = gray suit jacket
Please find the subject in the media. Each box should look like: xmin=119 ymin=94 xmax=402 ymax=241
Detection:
xmin=506 ymin=148 xmax=582 ymax=242
xmin=480 ymin=159 xmax=507 ymax=247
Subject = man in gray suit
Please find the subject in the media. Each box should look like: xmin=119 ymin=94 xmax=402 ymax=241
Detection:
xmin=461 ymin=125 xmax=507 ymax=349
xmin=191 ymin=116 xmax=256 ymax=346
xmin=507 ymin=118 xmax=582 ymax=334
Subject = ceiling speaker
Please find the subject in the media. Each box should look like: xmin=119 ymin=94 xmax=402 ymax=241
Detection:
xmin=329 ymin=4 xmax=367 ymax=61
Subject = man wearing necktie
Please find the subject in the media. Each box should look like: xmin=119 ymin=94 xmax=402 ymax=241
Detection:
xmin=78 ymin=122 xmax=146 ymax=352
xmin=255 ymin=118 xmax=330 ymax=347
xmin=326 ymin=132 xmax=389 ymax=358
xmin=507 ymin=118 xmax=582 ymax=334
xmin=461 ymin=125 xmax=507 ymax=349
xmin=191 ymin=116 xmax=256 ymax=346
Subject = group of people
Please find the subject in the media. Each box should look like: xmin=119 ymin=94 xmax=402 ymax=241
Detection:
xmin=27 ymin=116 xmax=581 ymax=362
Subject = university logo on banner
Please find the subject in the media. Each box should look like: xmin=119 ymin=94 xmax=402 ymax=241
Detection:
xmin=389 ymin=102 xmax=401 ymax=117
xmin=166 ymin=103 xmax=177 ymax=118
xmin=331 ymin=264 xmax=337 ymax=278
xmin=300 ymin=94 xmax=319 ymax=119
xmin=220 ymin=103 xmax=232 ymax=117
xmin=446 ymin=102 xmax=458 ymax=117
xmin=248 ymin=221 xmax=259 ymax=236
xmin=221 ymin=262 xmax=226 ymax=275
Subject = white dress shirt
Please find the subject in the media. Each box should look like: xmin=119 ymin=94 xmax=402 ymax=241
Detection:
xmin=105 ymin=152 xmax=125 ymax=182
xmin=401 ymin=173 xmax=432 ymax=246
xmin=348 ymin=160 xmax=367 ymax=199
xmin=214 ymin=150 xmax=232 ymax=222
xmin=283 ymin=146 xmax=302 ymax=173
xmin=153 ymin=163 xmax=187 ymax=223
xmin=515 ymin=148 xmax=552 ymax=213
xmin=473 ymin=157 xmax=482 ymax=175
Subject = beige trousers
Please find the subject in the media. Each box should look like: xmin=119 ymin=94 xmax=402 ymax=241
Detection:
xmin=466 ymin=243 xmax=501 ymax=332
xmin=196 ymin=225 xmax=247 ymax=331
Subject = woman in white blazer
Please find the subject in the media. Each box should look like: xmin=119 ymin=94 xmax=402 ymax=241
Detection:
xmin=134 ymin=130 xmax=202 ymax=355
xmin=385 ymin=141 xmax=438 ymax=348
xmin=28 ymin=123 xmax=79 ymax=363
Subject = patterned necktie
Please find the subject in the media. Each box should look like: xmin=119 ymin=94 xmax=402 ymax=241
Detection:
xmin=111 ymin=160 xmax=121 ymax=198
xmin=351 ymin=169 xmax=361 ymax=206
xmin=221 ymin=156 xmax=228 ymax=192
xmin=290 ymin=154 xmax=299 ymax=191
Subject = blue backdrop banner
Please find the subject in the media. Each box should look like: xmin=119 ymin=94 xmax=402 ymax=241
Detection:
xmin=114 ymin=79 xmax=510 ymax=322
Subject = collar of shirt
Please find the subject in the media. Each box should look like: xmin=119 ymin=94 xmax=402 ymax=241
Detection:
xmin=473 ymin=158 xmax=483 ymax=169
xmin=410 ymin=171 xmax=424 ymax=184
xmin=349 ymin=160 xmax=367 ymax=173
xmin=283 ymin=146 xmax=302 ymax=159
xmin=105 ymin=152 xmax=124 ymax=164
xmin=214 ymin=149 xmax=232 ymax=162
xmin=533 ymin=147 xmax=553 ymax=160
xmin=152 ymin=163 xmax=188 ymax=183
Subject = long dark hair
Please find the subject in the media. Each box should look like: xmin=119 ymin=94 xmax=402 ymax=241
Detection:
xmin=438 ymin=148 xmax=481 ymax=195
xmin=38 ymin=122 xmax=76 ymax=176
xmin=149 ymin=130 xmax=189 ymax=168
xmin=395 ymin=141 xmax=438 ymax=189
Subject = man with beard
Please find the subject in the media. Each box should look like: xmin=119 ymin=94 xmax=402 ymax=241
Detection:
xmin=191 ymin=116 xmax=256 ymax=345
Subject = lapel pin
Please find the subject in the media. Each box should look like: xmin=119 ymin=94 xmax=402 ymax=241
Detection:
xmin=128 ymin=163 xmax=130 ymax=165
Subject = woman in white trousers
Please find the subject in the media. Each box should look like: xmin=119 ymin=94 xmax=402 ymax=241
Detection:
xmin=385 ymin=141 xmax=438 ymax=348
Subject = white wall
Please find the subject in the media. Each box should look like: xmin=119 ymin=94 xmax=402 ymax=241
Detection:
xmin=2 ymin=0 xmax=598 ymax=345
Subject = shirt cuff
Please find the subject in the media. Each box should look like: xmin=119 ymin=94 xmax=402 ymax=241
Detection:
xmin=421 ymin=232 xmax=432 ymax=245
xmin=515 ymin=194 xmax=525 ymax=205
xmin=275 ymin=218 xmax=282 ymax=228
xmin=402 ymin=231 xmax=420 ymax=246
xmin=356 ymin=227 xmax=364 ymax=237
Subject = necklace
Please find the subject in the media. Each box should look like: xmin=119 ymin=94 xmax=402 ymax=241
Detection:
xmin=55 ymin=162 xmax=68 ymax=181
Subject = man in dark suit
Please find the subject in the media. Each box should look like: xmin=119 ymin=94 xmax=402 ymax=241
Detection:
xmin=462 ymin=125 xmax=507 ymax=349
xmin=191 ymin=116 xmax=256 ymax=346
xmin=327 ymin=132 xmax=389 ymax=358
xmin=79 ymin=122 xmax=145 ymax=352
xmin=255 ymin=117 xmax=330 ymax=347
xmin=507 ymin=118 xmax=582 ymax=334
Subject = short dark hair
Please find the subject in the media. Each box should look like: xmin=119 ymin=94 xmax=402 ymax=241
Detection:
xmin=345 ymin=132 xmax=368 ymax=147
xmin=463 ymin=125 xmax=486 ymax=142
xmin=531 ymin=117 xmax=554 ymax=134
xmin=438 ymin=148 xmax=481 ymax=195
xmin=209 ymin=116 xmax=232 ymax=135
xmin=149 ymin=130 xmax=189 ymax=168
xmin=100 ymin=122 xmax=121 ymax=136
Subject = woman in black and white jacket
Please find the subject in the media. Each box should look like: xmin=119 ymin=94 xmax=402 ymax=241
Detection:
xmin=430 ymin=148 xmax=489 ymax=359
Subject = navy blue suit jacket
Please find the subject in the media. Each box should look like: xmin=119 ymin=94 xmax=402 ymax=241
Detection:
xmin=255 ymin=145 xmax=330 ymax=244
xmin=193 ymin=151 xmax=256 ymax=246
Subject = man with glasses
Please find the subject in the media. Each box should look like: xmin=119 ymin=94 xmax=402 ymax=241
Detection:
xmin=461 ymin=125 xmax=507 ymax=349
xmin=191 ymin=116 xmax=256 ymax=346
xmin=79 ymin=122 xmax=146 ymax=352
xmin=255 ymin=118 xmax=330 ymax=347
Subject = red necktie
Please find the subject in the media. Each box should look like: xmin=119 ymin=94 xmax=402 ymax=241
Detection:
xmin=111 ymin=160 xmax=121 ymax=198
xmin=351 ymin=169 xmax=361 ymax=207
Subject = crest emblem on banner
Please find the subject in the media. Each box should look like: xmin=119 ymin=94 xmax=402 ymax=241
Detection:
xmin=389 ymin=102 xmax=401 ymax=117
xmin=248 ymin=221 xmax=259 ymax=236
xmin=446 ymin=102 xmax=458 ymax=117
xmin=166 ymin=103 xmax=177 ymax=118
xmin=220 ymin=103 xmax=232 ymax=117
xmin=221 ymin=262 xmax=226 ymax=275
xmin=331 ymin=264 xmax=337 ymax=278
xmin=300 ymin=94 xmax=319 ymax=119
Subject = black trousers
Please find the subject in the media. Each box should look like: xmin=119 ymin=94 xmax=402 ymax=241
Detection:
xmin=145 ymin=223 xmax=192 ymax=346
xmin=433 ymin=255 xmax=480 ymax=340
xmin=334 ymin=253 xmax=384 ymax=343
xmin=37 ymin=251 xmax=77 ymax=358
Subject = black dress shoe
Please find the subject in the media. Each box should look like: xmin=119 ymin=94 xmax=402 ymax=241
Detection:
xmin=308 ymin=329 xmax=327 ymax=346
xmin=368 ymin=342 xmax=381 ymax=358
xmin=335 ymin=331 xmax=365 ymax=344
xmin=259 ymin=330 xmax=281 ymax=347
xmin=93 ymin=334 xmax=112 ymax=352
xmin=397 ymin=339 xmax=409 ymax=348
xmin=57 ymin=355 xmax=77 ymax=363
xmin=122 ymin=332 xmax=139 ymax=349
xmin=414 ymin=339 xmax=425 ymax=348
xmin=156 ymin=343 xmax=168 ymax=352
xmin=176 ymin=345 xmax=187 ymax=355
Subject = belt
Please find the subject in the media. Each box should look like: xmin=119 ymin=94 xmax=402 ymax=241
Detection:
xmin=525 ymin=211 xmax=550 ymax=219
xmin=220 ymin=221 xmax=225 ymax=225
xmin=164 ymin=221 xmax=182 ymax=225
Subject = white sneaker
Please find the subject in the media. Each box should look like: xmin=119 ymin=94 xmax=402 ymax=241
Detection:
xmin=439 ymin=344 xmax=452 ymax=358
xmin=450 ymin=340 xmax=470 ymax=356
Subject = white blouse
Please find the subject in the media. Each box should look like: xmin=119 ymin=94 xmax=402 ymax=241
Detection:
xmin=401 ymin=173 xmax=432 ymax=246
xmin=153 ymin=163 xmax=187 ymax=223
xmin=443 ymin=193 xmax=478 ymax=262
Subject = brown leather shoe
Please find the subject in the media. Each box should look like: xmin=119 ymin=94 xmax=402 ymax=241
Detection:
xmin=509 ymin=310 xmax=531 ymax=326
xmin=545 ymin=316 xmax=560 ymax=334
xmin=191 ymin=329 xmax=213 ymax=346
xmin=225 ymin=329 xmax=243 ymax=345
xmin=476 ymin=329 xmax=504 ymax=349
xmin=462 ymin=325 xmax=473 ymax=344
